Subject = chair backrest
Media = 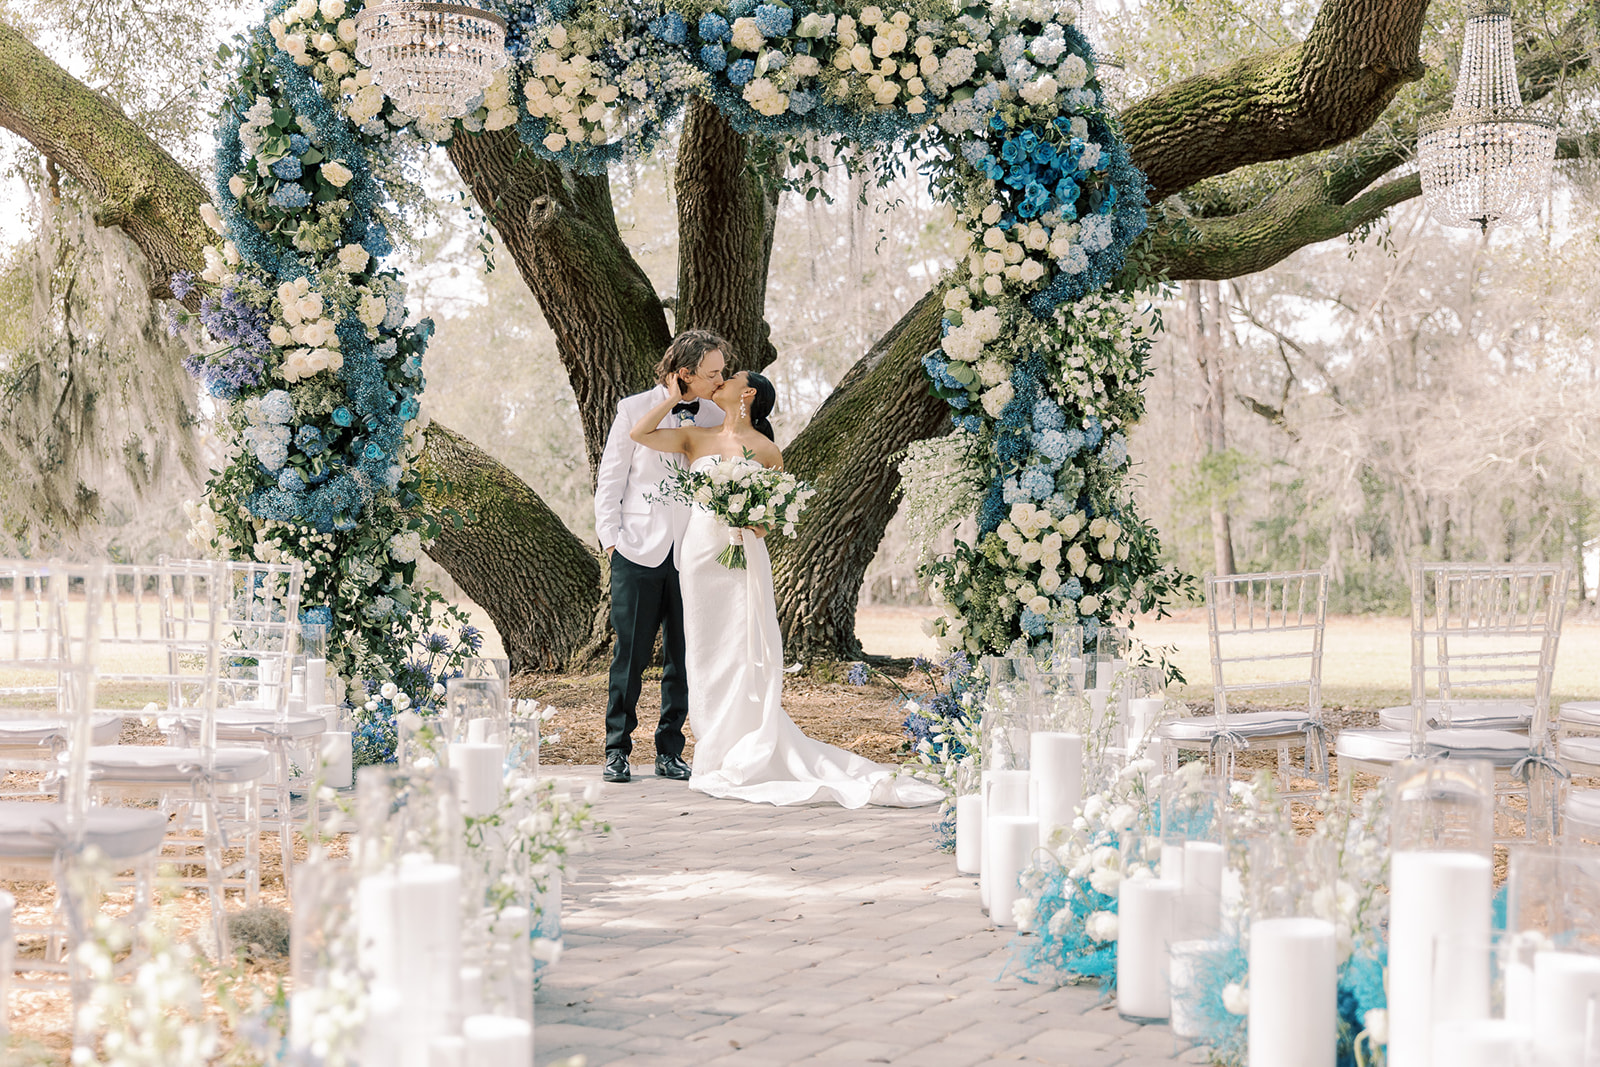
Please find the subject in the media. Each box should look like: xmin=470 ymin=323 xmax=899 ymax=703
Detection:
xmin=1409 ymin=562 xmax=1569 ymax=738
xmin=89 ymin=562 xmax=225 ymax=755
xmin=159 ymin=558 xmax=305 ymax=724
xmin=1206 ymin=570 xmax=1328 ymax=721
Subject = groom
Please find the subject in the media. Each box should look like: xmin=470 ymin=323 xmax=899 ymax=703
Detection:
xmin=593 ymin=330 xmax=728 ymax=783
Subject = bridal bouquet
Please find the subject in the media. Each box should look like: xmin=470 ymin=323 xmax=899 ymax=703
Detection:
xmin=659 ymin=451 xmax=814 ymax=569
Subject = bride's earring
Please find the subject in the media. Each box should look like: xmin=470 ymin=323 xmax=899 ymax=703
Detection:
xmin=739 ymin=399 xmax=748 ymax=422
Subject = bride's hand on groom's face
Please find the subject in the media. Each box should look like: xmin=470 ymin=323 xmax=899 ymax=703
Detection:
xmin=665 ymin=373 xmax=687 ymax=400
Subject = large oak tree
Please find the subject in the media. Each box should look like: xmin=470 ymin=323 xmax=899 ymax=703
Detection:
xmin=0 ymin=0 xmax=1589 ymax=668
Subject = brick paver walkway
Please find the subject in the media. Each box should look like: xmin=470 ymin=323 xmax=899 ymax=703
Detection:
xmin=535 ymin=768 xmax=1199 ymax=1066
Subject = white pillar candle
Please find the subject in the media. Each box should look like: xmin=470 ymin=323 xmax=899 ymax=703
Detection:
xmin=1170 ymin=938 xmax=1228 ymax=1038
xmin=487 ymin=907 xmax=534 ymax=1023
xmin=1432 ymin=1019 xmax=1528 ymax=1067
xmin=1030 ymin=732 xmax=1083 ymax=835
xmin=1160 ymin=844 xmax=1185 ymax=884
xmin=1248 ymin=917 xmax=1336 ymax=1067
xmin=449 ymin=742 xmax=506 ymax=817
xmin=1388 ymin=851 xmax=1492 ymax=1067
xmin=1180 ymin=841 xmax=1225 ymax=940
xmin=359 ymin=859 xmax=465 ymax=1067
xmin=305 ymin=657 xmax=327 ymax=710
xmin=1533 ymin=951 xmax=1600 ymax=1067
xmin=987 ymin=815 xmax=1039 ymax=929
xmin=319 ymin=731 xmax=353 ymax=790
xmin=463 ymin=1015 xmax=532 ymax=1067
xmin=429 ymin=1036 xmax=466 ymax=1067
xmin=983 ymin=770 xmax=1030 ymax=914
xmin=1117 ymin=877 xmax=1182 ymax=1021
xmin=460 ymin=966 xmax=485 ymax=1017
xmin=956 ymin=793 xmax=984 ymax=874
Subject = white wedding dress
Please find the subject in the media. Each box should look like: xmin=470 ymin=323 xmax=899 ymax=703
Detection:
xmin=679 ymin=456 xmax=943 ymax=808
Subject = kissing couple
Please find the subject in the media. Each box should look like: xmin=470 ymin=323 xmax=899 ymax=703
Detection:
xmin=593 ymin=329 xmax=940 ymax=808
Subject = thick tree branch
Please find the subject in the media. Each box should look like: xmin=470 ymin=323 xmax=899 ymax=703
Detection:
xmin=1121 ymin=0 xmax=1428 ymax=201
xmin=446 ymin=128 xmax=670 ymax=475
xmin=673 ymin=99 xmax=784 ymax=371
xmin=0 ymin=20 xmax=212 ymax=305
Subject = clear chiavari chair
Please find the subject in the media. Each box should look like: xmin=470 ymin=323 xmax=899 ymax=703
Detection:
xmin=81 ymin=561 xmax=267 ymax=954
xmin=1157 ymin=569 xmax=1331 ymax=795
xmin=0 ymin=561 xmax=165 ymax=1029
xmin=1337 ymin=562 xmax=1570 ymax=841
xmin=158 ymin=559 xmax=318 ymax=888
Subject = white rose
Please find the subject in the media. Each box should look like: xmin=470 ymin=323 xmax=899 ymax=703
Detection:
xmin=543 ymin=132 xmax=568 ymax=152
xmin=1223 ymin=983 xmax=1249 ymax=1016
xmin=1079 ymin=595 xmax=1100 ymax=615
xmin=199 ymin=202 xmax=225 ymax=235
xmin=545 ymin=24 xmax=568 ymax=49
xmin=228 ymin=174 xmax=247 ymax=197
xmin=337 ymin=18 xmax=357 ymax=43
xmin=320 ymin=0 xmax=345 ymax=18
xmin=983 ymin=275 xmax=1004 ymax=296
xmin=1084 ymin=910 xmax=1118 ymax=942
xmin=268 ymin=325 xmax=291 ymax=346
xmin=282 ymin=33 xmax=308 ymax=57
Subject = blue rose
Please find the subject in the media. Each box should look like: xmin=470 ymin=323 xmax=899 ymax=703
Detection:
xmin=1031 ymin=142 xmax=1056 ymax=166
xmin=698 ymin=12 xmax=730 ymax=40
xmin=1000 ymin=138 xmax=1027 ymax=164
xmin=364 ymin=441 xmax=385 ymax=461
xmin=1053 ymin=176 xmax=1080 ymax=204
xmin=980 ymin=155 xmax=1004 ymax=181
xmin=700 ymin=42 xmax=727 ymax=70
xmin=727 ymin=58 xmax=755 ymax=85
xmin=331 ymin=407 xmax=353 ymax=427
xmin=989 ymin=114 xmax=1008 ymax=132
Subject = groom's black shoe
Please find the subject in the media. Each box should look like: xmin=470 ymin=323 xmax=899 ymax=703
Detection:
xmin=603 ymin=751 xmax=631 ymax=783
xmin=655 ymin=754 xmax=691 ymax=781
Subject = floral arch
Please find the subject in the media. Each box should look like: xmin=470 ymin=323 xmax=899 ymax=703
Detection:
xmin=180 ymin=0 xmax=1182 ymax=752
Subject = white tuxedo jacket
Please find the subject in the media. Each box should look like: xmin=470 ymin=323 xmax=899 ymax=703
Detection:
xmin=594 ymin=385 xmax=724 ymax=568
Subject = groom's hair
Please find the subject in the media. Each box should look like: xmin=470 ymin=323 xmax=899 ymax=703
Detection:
xmin=657 ymin=329 xmax=731 ymax=384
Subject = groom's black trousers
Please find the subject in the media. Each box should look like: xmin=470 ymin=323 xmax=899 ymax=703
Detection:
xmin=604 ymin=549 xmax=690 ymax=760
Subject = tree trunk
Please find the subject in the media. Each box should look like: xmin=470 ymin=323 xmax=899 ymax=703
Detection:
xmin=770 ymin=288 xmax=950 ymax=660
xmin=418 ymin=424 xmax=607 ymax=671
xmin=673 ymin=99 xmax=783 ymax=371
xmin=445 ymin=128 xmax=671 ymax=477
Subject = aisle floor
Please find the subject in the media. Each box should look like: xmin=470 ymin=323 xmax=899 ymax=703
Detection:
xmin=535 ymin=767 xmax=1201 ymax=1067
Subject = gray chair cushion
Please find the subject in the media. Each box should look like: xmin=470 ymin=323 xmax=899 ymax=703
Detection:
xmin=1566 ymin=789 xmax=1600 ymax=829
xmin=182 ymin=707 xmax=327 ymax=742
xmin=1158 ymin=709 xmax=1312 ymax=742
xmin=1337 ymin=727 xmax=1529 ymax=766
xmin=0 ymin=802 xmax=166 ymax=861
xmin=0 ymin=714 xmax=122 ymax=747
xmin=83 ymin=746 xmax=272 ymax=785
xmin=1378 ymin=700 xmax=1533 ymax=732
xmin=1560 ymin=735 xmax=1600 ymax=769
xmin=1561 ymin=702 xmax=1600 ymax=728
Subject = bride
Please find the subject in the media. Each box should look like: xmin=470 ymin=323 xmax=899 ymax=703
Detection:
xmin=629 ymin=360 xmax=941 ymax=808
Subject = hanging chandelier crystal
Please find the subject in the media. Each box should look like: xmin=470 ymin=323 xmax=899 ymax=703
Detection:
xmin=354 ymin=1 xmax=508 ymax=120
xmin=1418 ymin=1 xmax=1557 ymax=231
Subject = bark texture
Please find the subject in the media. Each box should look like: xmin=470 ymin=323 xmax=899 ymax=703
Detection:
xmin=0 ymin=21 xmax=212 ymax=306
xmin=446 ymin=127 xmax=671 ymax=475
xmin=673 ymin=99 xmax=784 ymax=372
xmin=418 ymin=424 xmax=607 ymax=672
xmin=769 ymin=289 xmax=950 ymax=659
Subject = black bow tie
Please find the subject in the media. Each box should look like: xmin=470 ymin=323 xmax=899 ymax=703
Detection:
xmin=671 ymin=400 xmax=700 ymax=417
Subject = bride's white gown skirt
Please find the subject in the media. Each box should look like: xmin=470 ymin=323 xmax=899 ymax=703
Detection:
xmin=677 ymin=465 xmax=941 ymax=809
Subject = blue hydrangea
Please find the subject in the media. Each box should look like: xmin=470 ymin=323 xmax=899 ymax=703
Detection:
xmin=1020 ymin=465 xmax=1055 ymax=500
xmin=727 ymin=58 xmax=756 ymax=85
xmin=1101 ymin=432 xmax=1129 ymax=468
xmin=362 ymin=224 xmax=393 ymax=258
xmin=270 ymin=156 xmax=304 ymax=180
xmin=259 ymin=390 xmax=294 ymax=424
xmin=955 ymin=414 xmax=984 ymax=433
xmin=1020 ymin=609 xmax=1049 ymax=637
xmin=278 ymin=468 xmax=305 ymax=493
xmin=728 ymin=0 xmax=755 ymax=16
xmin=650 ymin=11 xmax=687 ymax=43
xmin=1063 ymin=577 xmax=1083 ymax=600
xmin=1044 ymin=493 xmax=1073 ymax=518
xmin=1033 ymin=429 xmax=1071 ymax=466
xmin=789 ymin=91 xmax=817 ymax=115
xmin=1033 ymin=397 xmax=1065 ymax=431
xmin=1062 ymin=427 xmax=1087 ymax=455
xmin=295 ymin=424 xmax=325 ymax=455
xmin=754 ymin=3 xmax=793 ymax=37
xmin=256 ymin=439 xmax=288 ymax=471
xmin=289 ymin=133 xmax=310 ymax=155
xmin=700 ymin=43 xmax=727 ymax=70
xmin=1001 ymin=477 xmax=1028 ymax=505
xmin=698 ymin=12 xmax=730 ymax=40
xmin=268 ymin=184 xmax=311 ymax=210
xmin=1083 ymin=417 xmax=1104 ymax=449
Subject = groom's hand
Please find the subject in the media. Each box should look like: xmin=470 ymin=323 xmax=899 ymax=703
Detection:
xmin=606 ymin=547 xmax=614 ymax=558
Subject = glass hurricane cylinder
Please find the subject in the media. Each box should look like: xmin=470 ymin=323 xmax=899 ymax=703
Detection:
xmin=1388 ymin=759 xmax=1496 ymax=1067
xmin=289 ymin=859 xmax=360 ymax=1060
xmin=1505 ymin=845 xmax=1600 ymax=1062
xmin=505 ymin=699 xmax=543 ymax=783
xmin=1125 ymin=667 xmax=1168 ymax=764
xmin=1117 ymin=831 xmax=1179 ymax=1023
xmin=1051 ymin=622 xmax=1086 ymax=688
xmin=979 ymin=657 xmax=1034 ymax=772
xmin=1161 ymin=775 xmax=1226 ymax=940
xmin=955 ymin=762 xmax=983 ymax=875
xmin=447 ymin=678 xmax=510 ymax=817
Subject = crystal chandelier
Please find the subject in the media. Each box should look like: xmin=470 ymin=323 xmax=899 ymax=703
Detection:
xmin=354 ymin=1 xmax=508 ymax=120
xmin=1418 ymin=1 xmax=1557 ymax=231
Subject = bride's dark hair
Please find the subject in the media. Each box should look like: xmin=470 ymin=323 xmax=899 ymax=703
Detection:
xmin=744 ymin=372 xmax=777 ymax=441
